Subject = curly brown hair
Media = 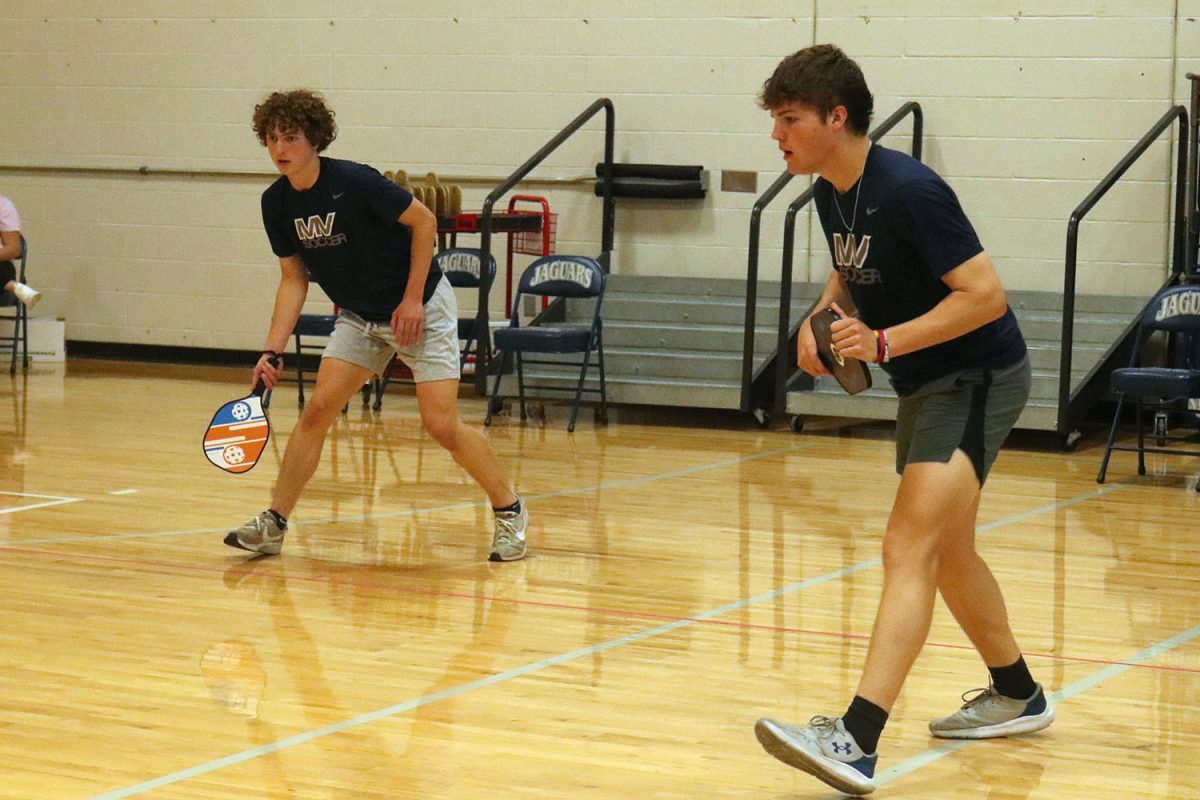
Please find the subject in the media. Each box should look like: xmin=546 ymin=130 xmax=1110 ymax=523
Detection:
xmin=252 ymin=89 xmax=338 ymax=151
xmin=760 ymin=45 xmax=873 ymax=135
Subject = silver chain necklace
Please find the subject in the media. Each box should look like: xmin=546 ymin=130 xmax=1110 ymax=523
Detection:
xmin=833 ymin=146 xmax=870 ymax=232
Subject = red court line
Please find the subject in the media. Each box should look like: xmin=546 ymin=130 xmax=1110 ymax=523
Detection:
xmin=4 ymin=544 xmax=1199 ymax=677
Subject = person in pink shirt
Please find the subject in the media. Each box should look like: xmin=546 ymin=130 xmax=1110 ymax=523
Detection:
xmin=0 ymin=195 xmax=41 ymax=308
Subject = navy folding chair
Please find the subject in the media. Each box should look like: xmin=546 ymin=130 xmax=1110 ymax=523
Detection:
xmin=0 ymin=236 xmax=30 ymax=374
xmin=485 ymin=255 xmax=608 ymax=432
xmin=370 ymin=247 xmax=497 ymax=407
xmin=1097 ymin=283 xmax=1200 ymax=492
xmin=437 ymin=247 xmax=497 ymax=369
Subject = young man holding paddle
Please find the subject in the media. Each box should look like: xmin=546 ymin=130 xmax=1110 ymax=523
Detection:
xmin=225 ymin=89 xmax=528 ymax=563
xmin=753 ymin=46 xmax=1051 ymax=795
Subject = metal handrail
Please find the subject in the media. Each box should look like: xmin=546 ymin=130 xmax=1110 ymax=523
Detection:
xmin=740 ymin=171 xmax=798 ymax=411
xmin=1058 ymin=104 xmax=1189 ymax=434
xmin=1188 ymin=74 xmax=1200 ymax=282
xmin=741 ymin=101 xmax=924 ymax=417
xmin=470 ymin=98 xmax=615 ymax=392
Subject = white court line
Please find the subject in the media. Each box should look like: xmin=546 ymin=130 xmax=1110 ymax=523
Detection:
xmin=876 ymin=619 xmax=1200 ymax=789
xmin=110 ymin=489 xmax=139 ymax=496
xmin=88 ymin=482 xmax=1144 ymax=799
xmin=6 ymin=440 xmax=813 ymax=548
xmin=0 ymin=491 xmax=83 ymax=515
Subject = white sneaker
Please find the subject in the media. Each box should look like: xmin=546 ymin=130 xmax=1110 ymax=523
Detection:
xmin=224 ymin=511 xmax=287 ymax=556
xmin=12 ymin=283 xmax=41 ymax=309
xmin=755 ymin=716 xmax=878 ymax=796
xmin=489 ymin=495 xmax=528 ymax=562
xmin=929 ymin=682 xmax=1054 ymax=739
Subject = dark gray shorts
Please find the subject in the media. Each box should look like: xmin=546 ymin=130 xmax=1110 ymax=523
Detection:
xmin=894 ymin=356 xmax=1030 ymax=484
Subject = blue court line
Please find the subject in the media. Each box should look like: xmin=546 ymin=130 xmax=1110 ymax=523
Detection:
xmin=875 ymin=619 xmax=1200 ymax=788
xmin=89 ymin=481 xmax=1135 ymax=799
xmin=975 ymin=483 xmax=1126 ymax=533
xmin=9 ymin=441 xmax=811 ymax=548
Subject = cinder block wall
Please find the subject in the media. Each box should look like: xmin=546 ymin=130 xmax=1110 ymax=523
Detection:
xmin=0 ymin=2 xmax=1193 ymax=350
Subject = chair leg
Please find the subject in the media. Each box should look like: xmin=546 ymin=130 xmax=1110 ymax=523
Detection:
xmin=1134 ymin=397 xmax=1146 ymax=476
xmin=1097 ymin=395 xmax=1126 ymax=483
xmin=596 ymin=332 xmax=609 ymax=425
xmin=7 ymin=305 xmax=21 ymax=375
xmin=568 ymin=348 xmax=594 ymax=433
xmin=485 ymin=350 xmax=507 ymax=426
xmin=460 ymin=337 xmax=475 ymax=371
xmin=294 ymin=333 xmax=306 ymax=407
xmin=7 ymin=314 xmax=15 ymax=375
xmin=516 ymin=352 xmax=527 ymax=421
xmin=20 ymin=305 xmax=28 ymax=372
xmin=372 ymin=377 xmax=385 ymax=411
xmin=373 ymin=355 xmax=396 ymax=411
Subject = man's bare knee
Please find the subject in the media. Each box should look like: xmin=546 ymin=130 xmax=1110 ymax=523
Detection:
xmin=423 ymin=414 xmax=460 ymax=449
xmin=881 ymin=529 xmax=940 ymax=576
xmin=296 ymin=399 xmax=340 ymax=429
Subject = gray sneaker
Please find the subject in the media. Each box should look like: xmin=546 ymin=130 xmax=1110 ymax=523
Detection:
xmin=929 ymin=682 xmax=1054 ymax=739
xmin=754 ymin=716 xmax=877 ymax=796
xmin=489 ymin=496 xmax=527 ymax=562
xmin=224 ymin=511 xmax=287 ymax=555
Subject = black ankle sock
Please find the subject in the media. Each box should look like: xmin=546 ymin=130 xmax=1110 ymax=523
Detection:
xmin=842 ymin=695 xmax=888 ymax=754
xmin=989 ymin=656 xmax=1037 ymax=700
xmin=493 ymin=499 xmax=521 ymax=514
xmin=266 ymin=509 xmax=287 ymax=529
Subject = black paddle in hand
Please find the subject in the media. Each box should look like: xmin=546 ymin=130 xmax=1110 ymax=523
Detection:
xmin=808 ymin=308 xmax=872 ymax=395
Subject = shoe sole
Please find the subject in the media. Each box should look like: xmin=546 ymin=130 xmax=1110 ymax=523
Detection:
xmin=930 ymin=707 xmax=1055 ymax=740
xmin=487 ymin=547 xmax=526 ymax=562
xmin=223 ymin=532 xmax=282 ymax=556
xmin=754 ymin=719 xmax=875 ymax=796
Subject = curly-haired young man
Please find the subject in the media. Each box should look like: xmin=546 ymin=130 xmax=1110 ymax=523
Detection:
xmin=226 ymin=90 xmax=528 ymax=563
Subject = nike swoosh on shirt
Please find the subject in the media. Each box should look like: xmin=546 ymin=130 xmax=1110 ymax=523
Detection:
xmin=865 ymin=206 xmax=879 ymax=215
xmin=333 ymin=192 xmax=345 ymax=200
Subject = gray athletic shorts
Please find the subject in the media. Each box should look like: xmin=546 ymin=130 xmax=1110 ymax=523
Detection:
xmin=894 ymin=355 xmax=1030 ymax=485
xmin=322 ymin=276 xmax=461 ymax=384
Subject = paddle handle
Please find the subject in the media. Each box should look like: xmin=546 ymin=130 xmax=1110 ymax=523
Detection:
xmin=252 ymin=354 xmax=282 ymax=397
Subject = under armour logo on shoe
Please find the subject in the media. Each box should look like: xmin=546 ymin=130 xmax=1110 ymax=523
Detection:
xmin=830 ymin=741 xmax=853 ymax=755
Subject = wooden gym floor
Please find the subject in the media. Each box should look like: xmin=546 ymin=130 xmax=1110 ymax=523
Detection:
xmin=1 ymin=359 xmax=1197 ymax=799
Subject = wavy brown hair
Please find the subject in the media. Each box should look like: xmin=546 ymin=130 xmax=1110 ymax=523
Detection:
xmin=760 ymin=44 xmax=873 ymax=135
xmin=252 ymin=89 xmax=338 ymax=151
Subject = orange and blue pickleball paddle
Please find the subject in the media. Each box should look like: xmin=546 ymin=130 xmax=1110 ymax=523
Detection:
xmin=202 ymin=360 xmax=277 ymax=474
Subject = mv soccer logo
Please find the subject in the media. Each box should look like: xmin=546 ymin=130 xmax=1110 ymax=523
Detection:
xmin=832 ymin=233 xmax=881 ymax=285
xmin=294 ymin=212 xmax=347 ymax=249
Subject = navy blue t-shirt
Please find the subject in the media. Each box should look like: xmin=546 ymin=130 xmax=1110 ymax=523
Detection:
xmin=813 ymin=145 xmax=1025 ymax=392
xmin=261 ymin=157 xmax=441 ymax=321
